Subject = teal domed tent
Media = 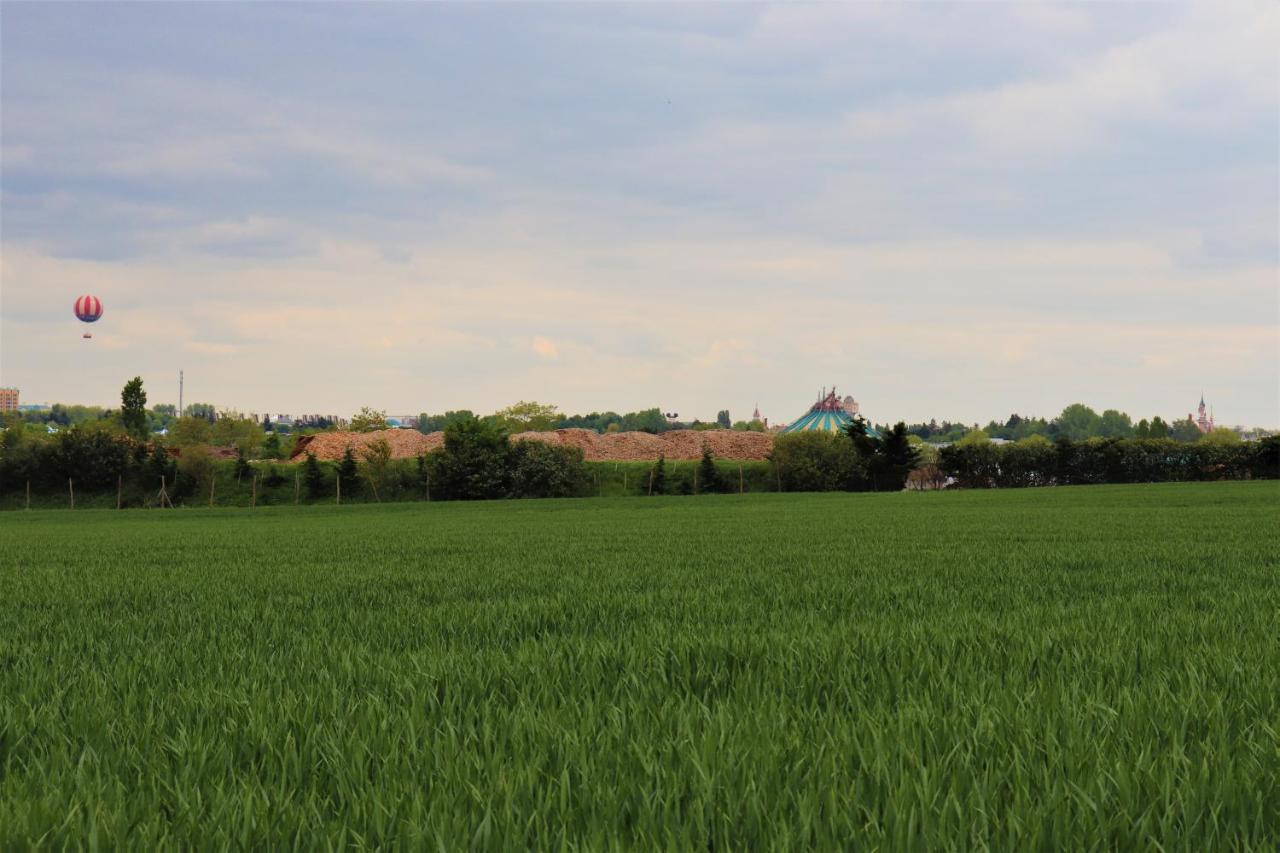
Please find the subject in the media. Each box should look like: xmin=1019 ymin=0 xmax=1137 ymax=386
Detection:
xmin=781 ymin=388 xmax=881 ymax=437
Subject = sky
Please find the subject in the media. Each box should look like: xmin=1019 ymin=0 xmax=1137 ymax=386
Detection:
xmin=1 ymin=2 xmax=1277 ymax=427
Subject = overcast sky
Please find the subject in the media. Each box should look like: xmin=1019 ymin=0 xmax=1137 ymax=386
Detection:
xmin=2 ymin=2 xmax=1276 ymax=426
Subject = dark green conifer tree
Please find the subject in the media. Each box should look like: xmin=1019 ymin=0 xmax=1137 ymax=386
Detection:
xmin=338 ymin=445 xmax=360 ymax=495
xmin=304 ymin=452 xmax=325 ymax=498
xmin=697 ymin=445 xmax=720 ymax=494
xmin=233 ymin=447 xmax=252 ymax=481
xmin=650 ymin=454 xmax=666 ymax=495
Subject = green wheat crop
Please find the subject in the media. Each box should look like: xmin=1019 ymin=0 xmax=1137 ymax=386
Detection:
xmin=1 ymin=482 xmax=1277 ymax=848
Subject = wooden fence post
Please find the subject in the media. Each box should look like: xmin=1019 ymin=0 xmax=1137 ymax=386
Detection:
xmin=26 ymin=480 xmax=31 ymax=510
xmin=693 ymin=467 xmax=698 ymax=496
xmin=647 ymin=469 xmax=654 ymax=496
xmin=336 ymin=476 xmax=341 ymax=506
xmin=251 ymin=474 xmax=257 ymax=509
xmin=68 ymin=478 xmax=75 ymax=509
xmin=117 ymin=475 xmax=123 ymax=509
xmin=739 ymin=463 xmax=744 ymax=494
xmin=210 ymin=477 xmax=216 ymax=508
xmin=623 ymin=470 xmax=628 ymax=494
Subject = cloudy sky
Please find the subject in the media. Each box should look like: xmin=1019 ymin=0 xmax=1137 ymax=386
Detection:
xmin=2 ymin=2 xmax=1276 ymax=426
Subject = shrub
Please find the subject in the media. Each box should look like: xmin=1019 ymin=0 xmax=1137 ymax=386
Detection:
xmin=994 ymin=435 xmax=1056 ymax=488
xmin=1250 ymin=435 xmax=1280 ymax=479
xmin=233 ymin=447 xmax=252 ymax=481
xmin=939 ymin=432 xmax=999 ymax=489
xmin=47 ymin=423 xmax=131 ymax=490
xmin=770 ymin=432 xmax=862 ymax=492
xmin=261 ymin=433 xmax=283 ymax=460
xmin=509 ymin=441 xmax=589 ymax=499
xmin=360 ymin=438 xmax=393 ymax=500
xmin=176 ymin=445 xmax=216 ymax=498
xmin=430 ymin=417 xmax=510 ymax=500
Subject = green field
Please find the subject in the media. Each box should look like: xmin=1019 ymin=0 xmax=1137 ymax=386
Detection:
xmin=2 ymin=483 xmax=1277 ymax=847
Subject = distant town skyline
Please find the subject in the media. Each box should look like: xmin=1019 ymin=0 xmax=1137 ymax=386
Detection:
xmin=2 ymin=3 xmax=1276 ymax=426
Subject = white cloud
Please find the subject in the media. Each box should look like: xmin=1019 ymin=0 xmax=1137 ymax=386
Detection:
xmin=1 ymin=3 xmax=1275 ymax=425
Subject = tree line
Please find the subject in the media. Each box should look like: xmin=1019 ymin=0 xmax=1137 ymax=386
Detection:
xmin=5 ymin=379 xmax=1275 ymax=508
xmin=900 ymin=403 xmax=1257 ymax=444
xmin=415 ymin=403 xmax=763 ymax=435
xmin=932 ymin=433 xmax=1278 ymax=489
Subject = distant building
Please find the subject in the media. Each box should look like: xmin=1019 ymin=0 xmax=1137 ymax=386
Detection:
xmin=0 ymin=387 xmax=17 ymax=412
xmin=782 ymin=386 xmax=880 ymax=437
xmin=1190 ymin=394 xmax=1216 ymax=434
xmin=386 ymin=415 xmax=419 ymax=429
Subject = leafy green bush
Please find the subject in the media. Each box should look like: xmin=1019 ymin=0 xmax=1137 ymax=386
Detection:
xmin=769 ymin=432 xmax=862 ymax=492
xmin=429 ymin=417 xmax=511 ymax=500
xmin=47 ymin=423 xmax=131 ymax=490
xmin=940 ymin=436 xmax=1278 ymax=488
xmin=508 ymin=440 xmax=589 ymax=499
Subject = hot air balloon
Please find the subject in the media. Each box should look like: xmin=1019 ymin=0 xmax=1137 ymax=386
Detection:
xmin=74 ymin=294 xmax=103 ymax=339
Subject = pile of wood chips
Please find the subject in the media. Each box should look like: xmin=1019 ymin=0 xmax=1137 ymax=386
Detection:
xmin=511 ymin=428 xmax=774 ymax=461
xmin=290 ymin=427 xmax=776 ymax=463
xmin=290 ymin=429 xmax=443 ymax=462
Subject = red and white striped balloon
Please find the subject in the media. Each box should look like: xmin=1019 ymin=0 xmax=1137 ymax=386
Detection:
xmin=74 ymin=294 xmax=103 ymax=323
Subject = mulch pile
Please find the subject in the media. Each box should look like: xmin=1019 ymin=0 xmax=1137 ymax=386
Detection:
xmin=290 ymin=429 xmax=443 ymax=462
xmin=511 ymin=428 xmax=775 ymax=461
xmin=291 ymin=428 xmax=775 ymax=463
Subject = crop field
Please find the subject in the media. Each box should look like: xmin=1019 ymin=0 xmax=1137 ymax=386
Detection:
xmin=2 ymin=482 xmax=1278 ymax=847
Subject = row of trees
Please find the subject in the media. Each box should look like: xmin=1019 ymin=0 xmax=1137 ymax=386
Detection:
xmin=414 ymin=403 xmax=772 ymax=436
xmin=5 ymin=416 xmax=1275 ymax=508
xmin=14 ymin=399 xmax=219 ymax=434
xmin=767 ymin=421 xmax=918 ymax=493
xmin=296 ymin=418 xmax=592 ymax=502
xmin=903 ymin=403 xmax=1250 ymax=444
xmin=935 ymin=433 xmax=1279 ymax=488
xmin=408 ymin=414 xmax=921 ymax=500
xmin=416 ymin=403 xmax=673 ymax=436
